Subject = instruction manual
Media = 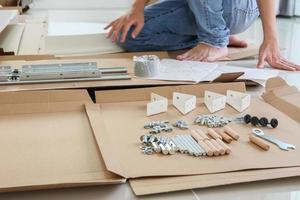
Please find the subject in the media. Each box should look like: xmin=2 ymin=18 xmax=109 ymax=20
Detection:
xmin=149 ymin=59 xmax=218 ymax=82
xmin=149 ymin=59 xmax=279 ymax=85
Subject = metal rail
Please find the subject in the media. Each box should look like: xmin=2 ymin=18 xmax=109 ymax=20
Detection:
xmin=0 ymin=62 xmax=131 ymax=85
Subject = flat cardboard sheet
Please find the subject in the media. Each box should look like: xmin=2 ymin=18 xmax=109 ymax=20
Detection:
xmin=129 ymin=167 xmax=300 ymax=195
xmin=95 ymin=83 xmax=300 ymax=179
xmin=0 ymin=90 xmax=124 ymax=192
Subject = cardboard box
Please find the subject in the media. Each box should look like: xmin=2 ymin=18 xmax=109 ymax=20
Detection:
xmin=93 ymin=79 xmax=300 ymax=195
xmin=0 ymin=90 xmax=124 ymax=192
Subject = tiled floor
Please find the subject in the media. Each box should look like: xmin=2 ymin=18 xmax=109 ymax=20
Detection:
xmin=0 ymin=17 xmax=300 ymax=200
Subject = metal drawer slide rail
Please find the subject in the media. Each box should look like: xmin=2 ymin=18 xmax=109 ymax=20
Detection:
xmin=0 ymin=62 xmax=131 ymax=85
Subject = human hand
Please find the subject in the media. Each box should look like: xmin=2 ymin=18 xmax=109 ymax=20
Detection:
xmin=177 ymin=43 xmax=228 ymax=62
xmin=105 ymin=6 xmax=145 ymax=43
xmin=257 ymin=39 xmax=300 ymax=71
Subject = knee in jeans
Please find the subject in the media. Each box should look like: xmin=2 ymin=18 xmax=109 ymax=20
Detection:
xmin=227 ymin=0 xmax=259 ymax=34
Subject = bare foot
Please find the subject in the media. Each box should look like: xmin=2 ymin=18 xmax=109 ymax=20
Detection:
xmin=228 ymin=36 xmax=248 ymax=48
xmin=177 ymin=43 xmax=228 ymax=62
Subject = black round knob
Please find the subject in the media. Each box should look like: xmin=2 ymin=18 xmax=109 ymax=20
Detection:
xmin=251 ymin=116 xmax=260 ymax=126
xmin=270 ymin=118 xmax=279 ymax=128
xmin=243 ymin=114 xmax=252 ymax=124
xmin=259 ymin=117 xmax=269 ymax=127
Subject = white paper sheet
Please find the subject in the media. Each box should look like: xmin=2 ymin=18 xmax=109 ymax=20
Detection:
xmin=149 ymin=59 xmax=279 ymax=85
xmin=149 ymin=59 xmax=218 ymax=83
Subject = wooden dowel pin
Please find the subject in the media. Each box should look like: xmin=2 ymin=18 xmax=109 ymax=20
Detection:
xmin=224 ymin=126 xmax=240 ymax=140
xmin=249 ymin=135 xmax=270 ymax=151
xmin=215 ymin=129 xmax=233 ymax=144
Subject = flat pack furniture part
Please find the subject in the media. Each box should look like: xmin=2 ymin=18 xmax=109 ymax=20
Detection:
xmin=147 ymin=93 xmax=168 ymax=116
xmin=0 ymin=62 xmax=131 ymax=85
xmin=226 ymin=90 xmax=251 ymax=112
xmin=44 ymin=22 xmax=123 ymax=56
xmin=0 ymin=24 xmax=25 ymax=54
xmin=0 ymin=9 xmax=18 ymax=32
xmin=93 ymin=81 xmax=300 ymax=179
xmin=173 ymin=92 xmax=196 ymax=115
xmin=0 ymin=90 xmax=124 ymax=193
xmin=204 ymin=91 xmax=226 ymax=113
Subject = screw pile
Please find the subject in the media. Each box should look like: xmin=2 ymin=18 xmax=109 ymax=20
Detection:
xmin=144 ymin=121 xmax=173 ymax=134
xmin=194 ymin=115 xmax=231 ymax=128
xmin=139 ymin=134 xmax=206 ymax=157
xmin=173 ymin=120 xmax=189 ymax=130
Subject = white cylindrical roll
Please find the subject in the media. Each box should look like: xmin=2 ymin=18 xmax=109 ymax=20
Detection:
xmin=134 ymin=55 xmax=160 ymax=77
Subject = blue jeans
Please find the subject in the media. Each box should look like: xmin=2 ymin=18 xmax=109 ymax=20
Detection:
xmin=118 ymin=0 xmax=259 ymax=51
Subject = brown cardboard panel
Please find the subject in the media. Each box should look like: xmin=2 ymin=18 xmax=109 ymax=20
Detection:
xmin=263 ymin=77 xmax=300 ymax=123
xmin=96 ymin=96 xmax=300 ymax=178
xmin=0 ymin=90 xmax=124 ymax=192
xmin=0 ymin=54 xmax=56 ymax=61
xmin=129 ymin=167 xmax=300 ymax=195
xmin=61 ymin=51 xmax=169 ymax=60
xmin=212 ymin=72 xmax=244 ymax=82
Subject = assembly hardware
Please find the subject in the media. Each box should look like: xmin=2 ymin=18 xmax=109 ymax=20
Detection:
xmin=144 ymin=121 xmax=173 ymax=134
xmin=252 ymin=128 xmax=295 ymax=151
xmin=236 ymin=114 xmax=278 ymax=128
xmin=173 ymin=120 xmax=189 ymax=130
xmin=0 ymin=62 xmax=131 ymax=85
xmin=180 ymin=135 xmax=201 ymax=157
xmin=194 ymin=115 xmax=231 ymax=128
xmin=184 ymin=135 xmax=206 ymax=156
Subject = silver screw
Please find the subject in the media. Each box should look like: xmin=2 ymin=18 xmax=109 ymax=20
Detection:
xmin=160 ymin=143 xmax=168 ymax=155
xmin=174 ymin=136 xmax=188 ymax=154
xmin=177 ymin=135 xmax=195 ymax=156
xmin=172 ymin=137 xmax=185 ymax=154
xmin=181 ymin=135 xmax=201 ymax=157
xmin=184 ymin=135 xmax=206 ymax=156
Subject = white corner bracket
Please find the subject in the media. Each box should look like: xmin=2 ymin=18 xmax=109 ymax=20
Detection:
xmin=147 ymin=93 xmax=168 ymax=116
xmin=204 ymin=91 xmax=226 ymax=113
xmin=226 ymin=90 xmax=251 ymax=112
xmin=173 ymin=92 xmax=196 ymax=115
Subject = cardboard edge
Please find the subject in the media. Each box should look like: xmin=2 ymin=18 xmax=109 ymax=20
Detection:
xmin=95 ymin=82 xmax=246 ymax=103
xmin=0 ymin=178 xmax=126 ymax=193
xmin=129 ymin=167 xmax=300 ymax=196
xmin=85 ymin=103 xmax=127 ymax=178
xmin=262 ymin=77 xmax=300 ymax=123
xmin=265 ymin=77 xmax=289 ymax=91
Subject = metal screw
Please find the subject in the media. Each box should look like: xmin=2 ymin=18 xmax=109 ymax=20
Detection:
xmin=184 ymin=135 xmax=206 ymax=156
xmin=176 ymin=135 xmax=195 ymax=156
xmin=181 ymin=135 xmax=201 ymax=157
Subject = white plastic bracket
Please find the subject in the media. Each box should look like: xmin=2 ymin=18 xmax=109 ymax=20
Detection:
xmin=173 ymin=92 xmax=196 ymax=115
xmin=204 ymin=91 xmax=226 ymax=113
xmin=147 ymin=93 xmax=168 ymax=116
xmin=226 ymin=90 xmax=251 ymax=112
